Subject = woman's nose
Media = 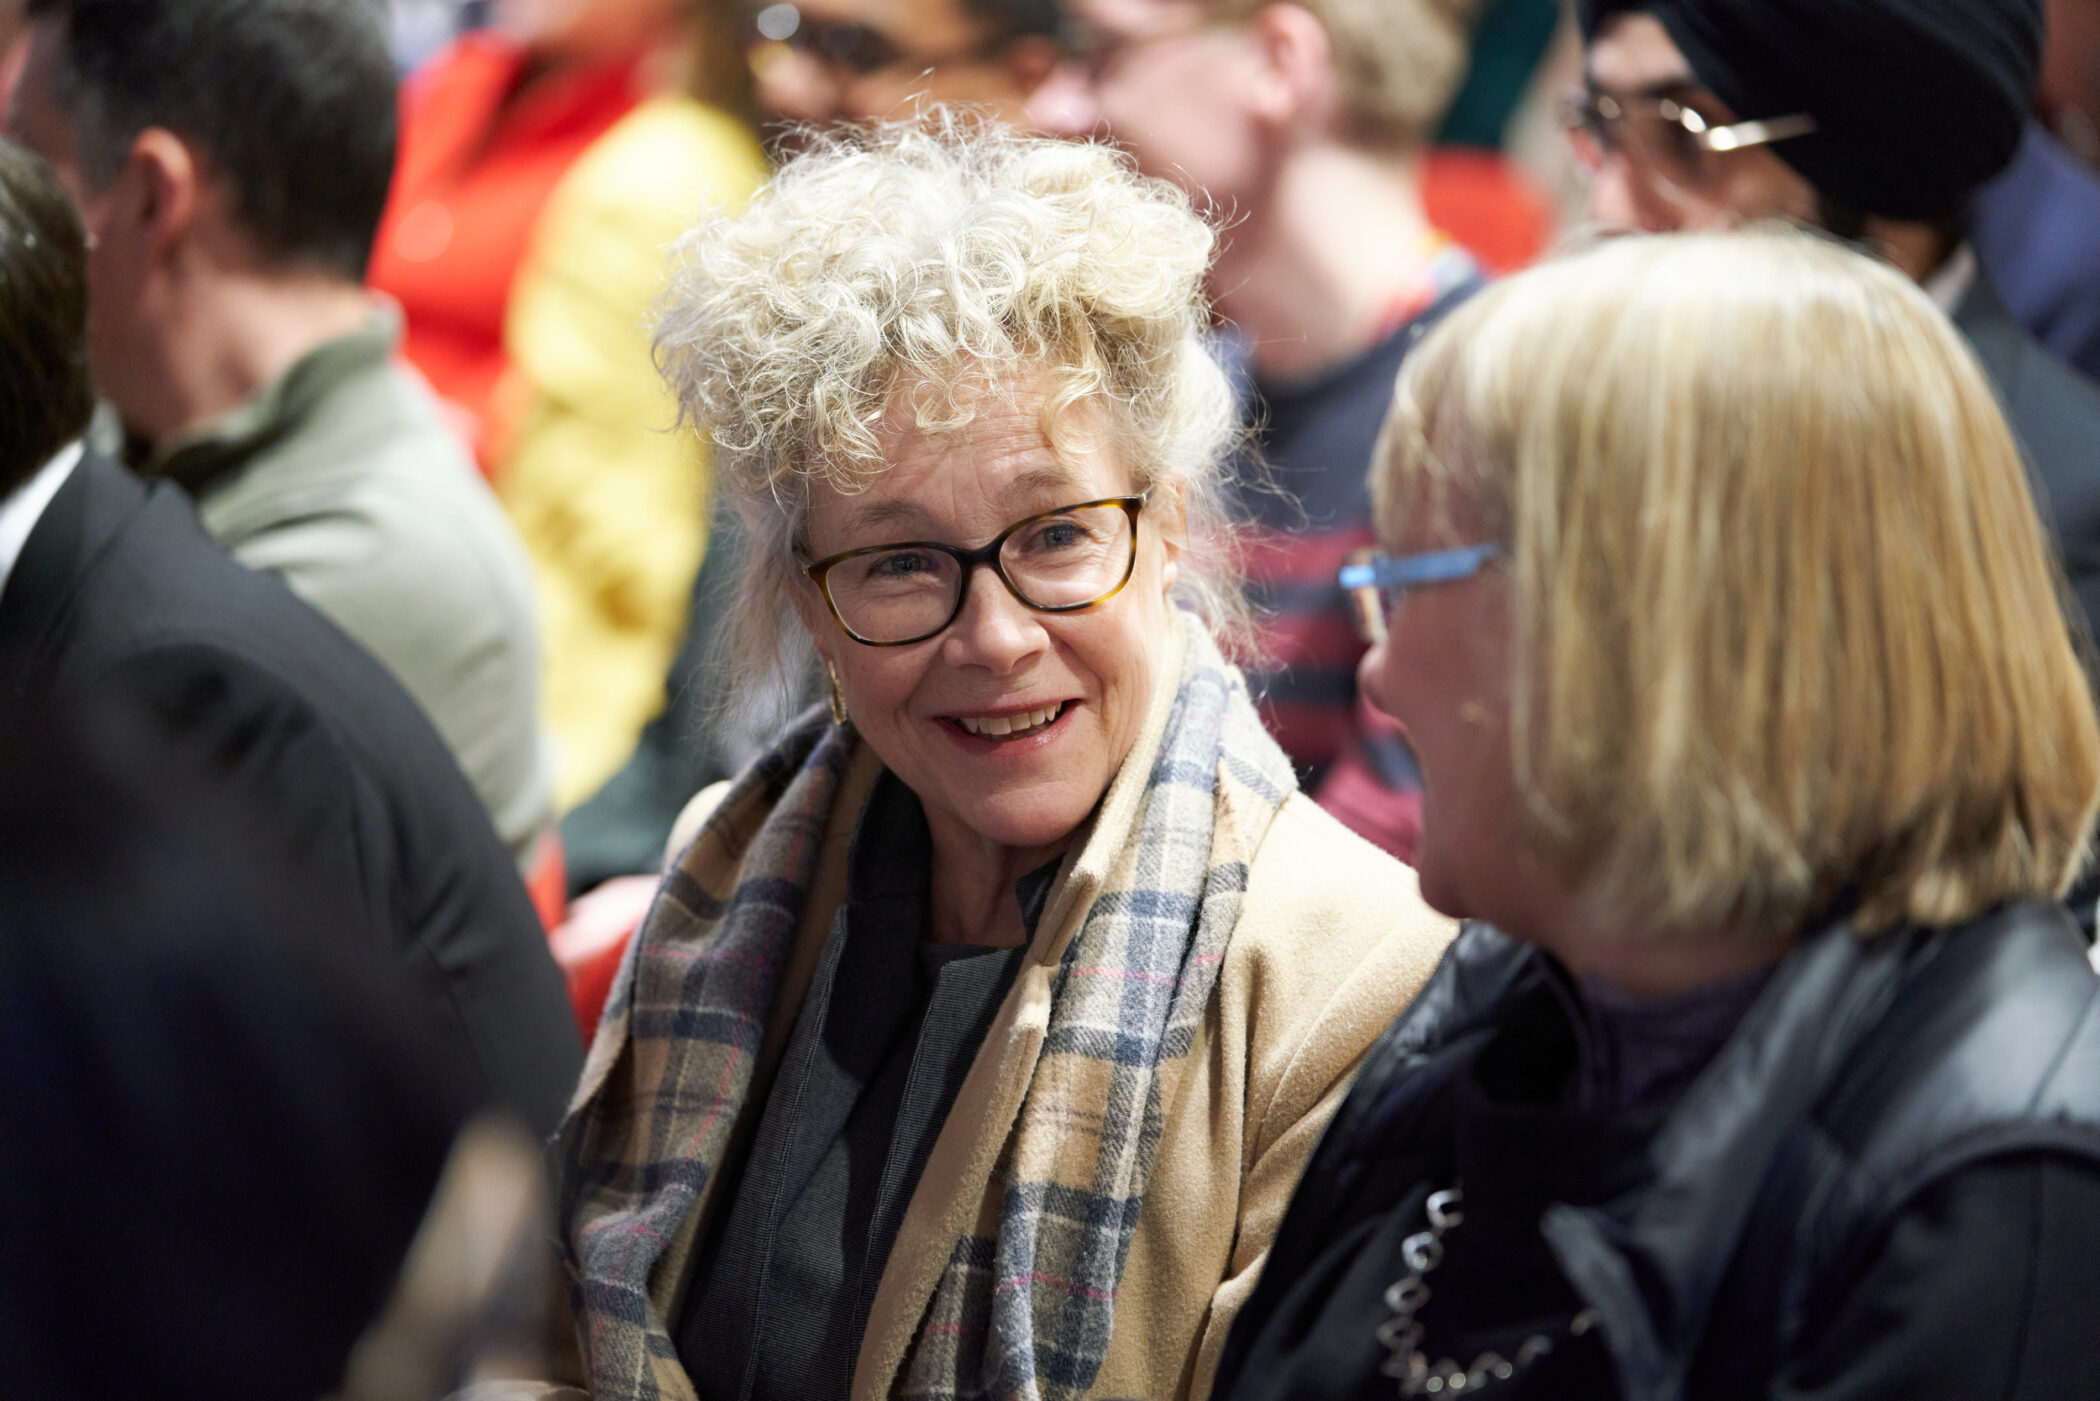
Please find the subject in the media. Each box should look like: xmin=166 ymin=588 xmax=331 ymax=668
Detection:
xmin=941 ymin=566 xmax=1049 ymax=672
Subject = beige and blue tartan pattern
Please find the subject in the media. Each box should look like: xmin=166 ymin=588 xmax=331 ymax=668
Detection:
xmin=557 ymin=620 xmax=1295 ymax=1400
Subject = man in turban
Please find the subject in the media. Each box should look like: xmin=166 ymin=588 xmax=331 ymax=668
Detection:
xmin=1574 ymin=0 xmax=2100 ymax=635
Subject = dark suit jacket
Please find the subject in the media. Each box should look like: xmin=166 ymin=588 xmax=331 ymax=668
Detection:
xmin=1956 ymin=268 xmax=2100 ymax=641
xmin=0 ymin=451 xmax=582 ymax=1137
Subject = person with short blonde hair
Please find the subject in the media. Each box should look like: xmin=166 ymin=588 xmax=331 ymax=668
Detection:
xmin=1211 ymin=227 xmax=2100 ymax=1401
xmin=533 ymin=115 xmax=1453 ymax=1401
xmin=1207 ymin=0 xmax=1474 ymax=148
xmin=1028 ymin=0 xmax=1494 ymax=863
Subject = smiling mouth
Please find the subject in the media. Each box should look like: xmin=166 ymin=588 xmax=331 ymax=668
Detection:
xmin=953 ymin=701 xmax=1068 ymax=741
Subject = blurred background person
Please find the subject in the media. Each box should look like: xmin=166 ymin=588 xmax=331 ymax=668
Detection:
xmin=0 ymin=135 xmax=581 ymax=1138
xmin=1029 ymin=0 xmax=1488 ymax=862
xmin=1214 ymin=227 xmax=2100 ymax=1401
xmin=523 ymin=119 xmax=1452 ymax=1400
xmin=0 ymin=691 xmax=480 ymax=1401
xmin=1572 ymin=0 xmax=2100 ymax=641
xmin=2043 ymin=0 xmax=2100 ymax=163
xmin=369 ymin=0 xmax=693 ymax=464
xmin=6 ymin=0 xmax=554 ymax=869
xmin=480 ymin=0 xmax=764 ymax=823
xmin=486 ymin=0 xmax=766 ymax=814
xmin=0 ymin=689 xmax=567 ymax=1399
xmin=1974 ymin=0 xmax=2100 ymax=386
xmin=741 ymin=0 xmax=1063 ymax=138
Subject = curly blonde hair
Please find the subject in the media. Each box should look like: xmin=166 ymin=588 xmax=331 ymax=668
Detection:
xmin=655 ymin=112 xmax=1245 ymax=723
xmin=1375 ymin=226 xmax=2100 ymax=941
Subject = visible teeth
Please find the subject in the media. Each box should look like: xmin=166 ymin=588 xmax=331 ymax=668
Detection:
xmin=959 ymin=703 xmax=1062 ymax=738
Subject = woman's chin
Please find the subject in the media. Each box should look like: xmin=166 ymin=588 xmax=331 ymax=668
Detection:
xmin=942 ymin=787 xmax=1095 ymax=856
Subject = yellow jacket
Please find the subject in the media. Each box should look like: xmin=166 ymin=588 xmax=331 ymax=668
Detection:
xmin=494 ymin=97 xmax=767 ymax=809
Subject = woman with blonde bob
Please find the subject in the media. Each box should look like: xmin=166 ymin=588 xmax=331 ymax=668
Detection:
xmin=1211 ymin=228 xmax=2100 ymax=1401
xmin=531 ymin=116 xmax=1453 ymax=1401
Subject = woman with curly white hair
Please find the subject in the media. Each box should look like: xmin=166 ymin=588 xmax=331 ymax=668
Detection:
xmin=534 ymin=117 xmax=1455 ymax=1401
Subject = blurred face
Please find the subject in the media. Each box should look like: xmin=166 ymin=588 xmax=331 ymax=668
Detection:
xmin=748 ymin=0 xmax=1054 ymax=129
xmin=1028 ymin=0 xmax=1266 ymax=201
xmin=1578 ymin=12 xmax=1818 ymax=232
xmin=1357 ymin=479 xmax=1521 ymax=922
xmin=795 ymin=383 xmax=1183 ymax=856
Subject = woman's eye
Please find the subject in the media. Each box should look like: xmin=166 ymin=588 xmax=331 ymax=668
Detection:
xmin=1032 ymin=521 xmax=1088 ymax=551
xmin=868 ymin=550 xmax=937 ymax=579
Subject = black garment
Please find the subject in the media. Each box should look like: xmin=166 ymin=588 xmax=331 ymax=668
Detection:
xmin=1955 ymin=267 xmax=2100 ymax=641
xmin=1975 ymin=124 xmax=2100 ymax=385
xmin=676 ymin=775 xmax=1037 ymax=1400
xmin=1578 ymin=0 xmax=2040 ymax=221
xmin=0 ymin=693 xmax=476 ymax=1401
xmin=1214 ymin=904 xmax=2100 ymax=1401
xmin=0 ymin=452 xmax=582 ymax=1137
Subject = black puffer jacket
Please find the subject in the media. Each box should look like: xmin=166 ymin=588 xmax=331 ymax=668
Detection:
xmin=1212 ymin=901 xmax=2100 ymax=1401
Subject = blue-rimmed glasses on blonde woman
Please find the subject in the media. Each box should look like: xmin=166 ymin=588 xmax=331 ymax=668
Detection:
xmin=1339 ymin=543 xmax=1499 ymax=646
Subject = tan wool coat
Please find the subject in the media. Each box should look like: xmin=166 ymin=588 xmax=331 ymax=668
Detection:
xmin=514 ymin=631 xmax=1456 ymax=1401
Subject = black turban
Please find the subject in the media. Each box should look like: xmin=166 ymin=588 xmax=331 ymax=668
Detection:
xmin=1579 ymin=0 xmax=2044 ymax=221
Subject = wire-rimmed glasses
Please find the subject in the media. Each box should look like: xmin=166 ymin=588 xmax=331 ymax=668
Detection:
xmin=1339 ymin=544 xmax=1499 ymax=646
xmin=1562 ymin=90 xmax=1817 ymax=197
xmin=802 ymin=492 xmax=1150 ymax=646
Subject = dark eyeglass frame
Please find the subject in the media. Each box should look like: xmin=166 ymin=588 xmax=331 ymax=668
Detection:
xmin=801 ymin=491 xmax=1151 ymax=647
xmin=746 ymin=3 xmax=1018 ymax=77
xmin=1339 ymin=544 xmax=1499 ymax=645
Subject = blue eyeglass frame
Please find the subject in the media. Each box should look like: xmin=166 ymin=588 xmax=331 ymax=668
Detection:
xmin=1338 ymin=544 xmax=1499 ymax=643
xmin=1338 ymin=543 xmax=1499 ymax=594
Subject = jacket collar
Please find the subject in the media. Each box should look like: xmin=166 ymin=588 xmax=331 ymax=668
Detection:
xmin=1538 ymin=915 xmax=1911 ymax=1400
xmin=141 ymin=309 xmax=400 ymax=499
xmin=0 ymin=449 xmax=151 ymax=690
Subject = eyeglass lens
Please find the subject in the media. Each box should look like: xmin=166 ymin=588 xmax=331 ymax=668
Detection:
xmin=1566 ymin=96 xmax=1718 ymax=197
xmin=823 ymin=501 xmax=1137 ymax=643
xmin=749 ymin=2 xmax=902 ymax=74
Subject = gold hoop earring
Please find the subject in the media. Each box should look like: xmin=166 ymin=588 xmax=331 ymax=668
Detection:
xmin=826 ymin=659 xmax=849 ymax=726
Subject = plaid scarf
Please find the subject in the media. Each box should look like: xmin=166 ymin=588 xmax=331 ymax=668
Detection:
xmin=558 ymin=614 xmax=1295 ymax=1401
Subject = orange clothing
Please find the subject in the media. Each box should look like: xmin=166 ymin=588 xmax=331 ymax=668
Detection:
xmin=368 ymin=33 xmax=647 ymax=465
xmin=1423 ymin=146 xmax=1555 ymax=275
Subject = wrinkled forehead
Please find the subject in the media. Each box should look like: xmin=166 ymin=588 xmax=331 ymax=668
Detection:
xmin=799 ymin=380 xmax=1133 ymax=550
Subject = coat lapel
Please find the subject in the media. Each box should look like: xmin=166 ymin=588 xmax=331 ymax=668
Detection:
xmin=0 ymin=452 xmax=144 ymax=690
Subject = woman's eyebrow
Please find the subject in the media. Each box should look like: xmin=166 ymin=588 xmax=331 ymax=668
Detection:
xmin=840 ymin=497 xmax=936 ymax=537
xmin=1003 ymin=464 xmax=1091 ymax=503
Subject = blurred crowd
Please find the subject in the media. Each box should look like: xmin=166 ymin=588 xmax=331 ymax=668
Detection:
xmin=3 ymin=0 xmax=2100 ymax=1395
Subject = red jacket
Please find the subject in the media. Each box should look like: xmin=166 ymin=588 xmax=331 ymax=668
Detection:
xmin=368 ymin=33 xmax=646 ymax=465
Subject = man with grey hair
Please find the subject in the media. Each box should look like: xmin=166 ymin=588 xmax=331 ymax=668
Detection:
xmin=1029 ymin=0 xmax=1485 ymax=861
xmin=5 ymin=0 xmax=553 ymax=865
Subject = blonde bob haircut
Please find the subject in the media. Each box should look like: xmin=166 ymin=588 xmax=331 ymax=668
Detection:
xmin=1376 ymin=226 xmax=2100 ymax=940
xmin=654 ymin=113 xmax=1243 ymax=724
